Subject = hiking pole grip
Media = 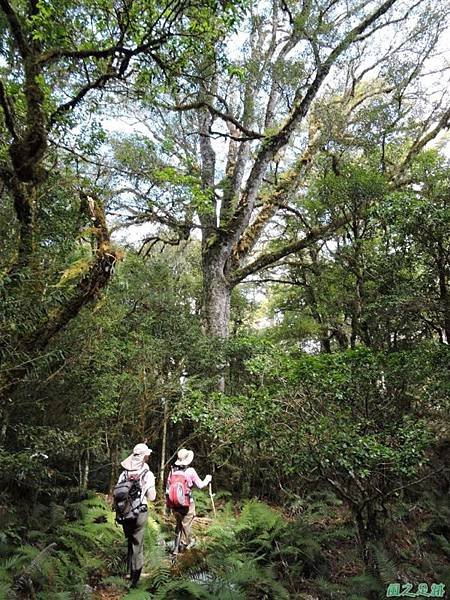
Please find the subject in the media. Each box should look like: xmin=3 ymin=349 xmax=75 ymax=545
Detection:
xmin=208 ymin=482 xmax=216 ymax=517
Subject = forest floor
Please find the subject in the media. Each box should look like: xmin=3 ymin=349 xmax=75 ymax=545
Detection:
xmin=90 ymin=501 xmax=356 ymax=599
xmin=87 ymin=493 xmax=449 ymax=600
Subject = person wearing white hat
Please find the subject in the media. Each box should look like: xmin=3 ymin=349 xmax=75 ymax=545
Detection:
xmin=167 ymin=448 xmax=212 ymax=552
xmin=116 ymin=442 xmax=156 ymax=588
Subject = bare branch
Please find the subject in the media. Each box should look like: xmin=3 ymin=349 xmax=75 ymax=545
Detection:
xmin=165 ymin=100 xmax=264 ymax=140
xmin=50 ymin=71 xmax=115 ymax=127
xmin=355 ymin=0 xmax=427 ymax=43
xmin=228 ymin=0 xmax=400 ymax=244
xmin=139 ymin=234 xmax=184 ymax=258
xmin=394 ymin=104 xmax=450 ymax=182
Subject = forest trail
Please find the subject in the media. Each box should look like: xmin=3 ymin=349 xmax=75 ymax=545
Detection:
xmin=92 ymin=509 xmax=217 ymax=599
xmin=89 ymin=496 xmax=353 ymax=600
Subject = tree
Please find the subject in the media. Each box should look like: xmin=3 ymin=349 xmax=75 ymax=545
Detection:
xmin=0 ymin=0 xmax=238 ymax=400
xmin=261 ymin=150 xmax=450 ymax=351
xmin=381 ymin=151 xmax=450 ymax=344
xmin=109 ymin=0 xmax=450 ymax=340
xmin=175 ymin=338 xmax=449 ymax=576
xmin=1 ymin=245 xmax=223 ymax=499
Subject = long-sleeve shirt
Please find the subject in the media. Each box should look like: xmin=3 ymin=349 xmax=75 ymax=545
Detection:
xmin=118 ymin=464 xmax=156 ymax=506
xmin=181 ymin=467 xmax=210 ymax=494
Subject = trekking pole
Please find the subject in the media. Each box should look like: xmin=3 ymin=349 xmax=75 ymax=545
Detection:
xmin=208 ymin=482 xmax=216 ymax=517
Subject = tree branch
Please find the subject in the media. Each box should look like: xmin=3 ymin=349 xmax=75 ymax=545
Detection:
xmin=229 ymin=124 xmax=322 ymax=271
xmin=393 ymin=104 xmax=450 ymax=183
xmin=21 ymin=193 xmax=119 ymax=353
xmin=0 ymin=80 xmax=18 ymax=139
xmin=50 ymin=72 xmax=115 ymax=127
xmin=37 ymin=31 xmax=171 ymax=65
xmin=230 ymin=216 xmax=346 ymax=285
xmin=228 ymin=0 xmax=400 ymax=244
xmin=165 ymin=100 xmax=264 ymax=140
xmin=0 ymin=0 xmax=30 ymax=57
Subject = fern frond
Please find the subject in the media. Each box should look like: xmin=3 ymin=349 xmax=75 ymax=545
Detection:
xmin=147 ymin=563 xmax=172 ymax=592
xmin=430 ymin=534 xmax=450 ymax=558
xmin=152 ymin=579 xmax=210 ymax=600
xmin=346 ymin=573 xmax=384 ymax=598
xmin=315 ymin=575 xmax=348 ymax=598
xmin=0 ymin=580 xmax=12 ymax=600
xmin=372 ymin=544 xmax=399 ymax=585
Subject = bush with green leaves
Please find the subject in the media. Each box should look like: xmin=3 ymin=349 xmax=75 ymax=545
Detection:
xmin=175 ymin=340 xmax=449 ymax=568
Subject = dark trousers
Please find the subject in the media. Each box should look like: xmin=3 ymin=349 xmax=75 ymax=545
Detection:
xmin=122 ymin=510 xmax=148 ymax=572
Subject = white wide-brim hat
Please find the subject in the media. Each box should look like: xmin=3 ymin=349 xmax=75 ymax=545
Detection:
xmin=175 ymin=448 xmax=194 ymax=466
xmin=121 ymin=443 xmax=152 ymax=471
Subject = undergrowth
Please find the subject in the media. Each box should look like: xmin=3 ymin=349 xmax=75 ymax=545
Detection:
xmin=1 ymin=488 xmax=448 ymax=599
xmin=0 ymin=494 xmax=125 ymax=599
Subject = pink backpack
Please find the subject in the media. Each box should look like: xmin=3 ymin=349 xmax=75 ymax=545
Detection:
xmin=166 ymin=469 xmax=191 ymax=509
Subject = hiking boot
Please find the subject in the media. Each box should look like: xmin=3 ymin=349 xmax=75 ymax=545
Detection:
xmin=130 ymin=568 xmax=142 ymax=588
xmin=187 ymin=538 xmax=197 ymax=549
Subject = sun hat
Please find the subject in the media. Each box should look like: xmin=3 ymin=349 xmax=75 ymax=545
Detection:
xmin=121 ymin=443 xmax=152 ymax=471
xmin=175 ymin=448 xmax=194 ymax=466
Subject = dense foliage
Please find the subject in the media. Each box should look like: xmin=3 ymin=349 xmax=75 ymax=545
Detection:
xmin=1 ymin=0 xmax=449 ymax=598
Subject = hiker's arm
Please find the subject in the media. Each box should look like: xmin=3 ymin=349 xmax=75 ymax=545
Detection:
xmin=190 ymin=469 xmax=212 ymax=489
xmin=146 ymin=485 xmax=156 ymax=501
xmin=144 ymin=470 xmax=156 ymax=501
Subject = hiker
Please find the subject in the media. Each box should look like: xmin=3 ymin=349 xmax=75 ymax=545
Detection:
xmin=115 ymin=443 xmax=156 ymax=588
xmin=166 ymin=448 xmax=212 ymax=552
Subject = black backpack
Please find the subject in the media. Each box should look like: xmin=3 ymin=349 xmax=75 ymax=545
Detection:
xmin=113 ymin=472 xmax=143 ymax=523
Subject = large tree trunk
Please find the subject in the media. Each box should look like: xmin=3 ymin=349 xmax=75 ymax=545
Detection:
xmin=202 ymin=268 xmax=232 ymax=339
xmin=201 ymin=240 xmax=233 ymax=390
xmin=201 ymin=232 xmax=233 ymax=339
xmin=10 ymin=183 xmax=37 ymax=273
xmin=202 ymin=261 xmax=232 ymax=391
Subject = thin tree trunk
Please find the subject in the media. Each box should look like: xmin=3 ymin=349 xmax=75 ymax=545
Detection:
xmin=109 ymin=443 xmax=119 ymax=495
xmin=0 ymin=406 xmax=9 ymax=445
xmin=79 ymin=448 xmax=90 ymax=495
xmin=333 ymin=327 xmax=349 ymax=350
xmin=437 ymin=243 xmax=450 ymax=344
xmin=159 ymin=396 xmax=169 ymax=515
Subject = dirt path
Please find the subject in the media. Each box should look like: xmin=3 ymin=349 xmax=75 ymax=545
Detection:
xmin=92 ymin=514 xmax=214 ymax=599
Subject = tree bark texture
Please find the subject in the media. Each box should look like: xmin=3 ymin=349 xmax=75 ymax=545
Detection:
xmin=202 ymin=257 xmax=232 ymax=339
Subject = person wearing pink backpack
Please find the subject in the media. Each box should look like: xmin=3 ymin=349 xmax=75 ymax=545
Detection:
xmin=166 ymin=448 xmax=212 ymax=552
